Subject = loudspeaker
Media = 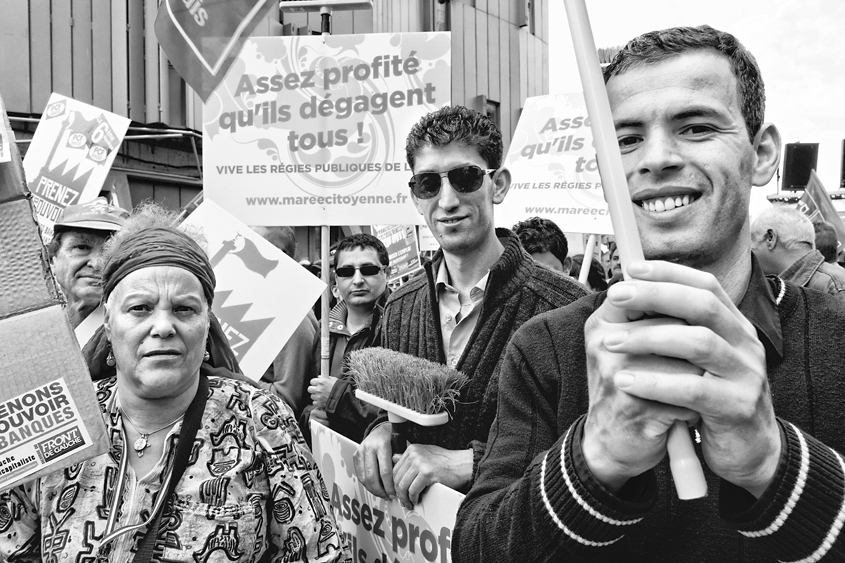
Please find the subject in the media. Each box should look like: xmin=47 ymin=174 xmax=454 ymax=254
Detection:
xmin=782 ymin=142 xmax=819 ymax=190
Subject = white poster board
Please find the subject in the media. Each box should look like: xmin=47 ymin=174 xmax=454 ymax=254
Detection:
xmin=181 ymin=201 xmax=326 ymax=380
xmin=311 ymin=422 xmax=463 ymax=563
xmin=204 ymin=32 xmax=451 ymax=226
xmin=22 ymin=93 xmax=130 ymax=240
xmin=497 ymin=93 xmax=613 ymax=235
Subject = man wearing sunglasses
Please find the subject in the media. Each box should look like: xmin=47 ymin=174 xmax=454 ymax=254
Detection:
xmin=354 ymin=106 xmax=587 ymax=509
xmin=454 ymin=25 xmax=845 ymax=562
xmin=301 ymin=233 xmax=390 ymax=444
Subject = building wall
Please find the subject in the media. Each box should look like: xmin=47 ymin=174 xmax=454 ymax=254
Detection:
xmin=0 ymin=0 xmax=549 ymax=252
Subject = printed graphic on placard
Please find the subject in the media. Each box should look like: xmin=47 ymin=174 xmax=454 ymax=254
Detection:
xmin=22 ymin=93 xmax=130 ymax=241
xmin=497 ymin=93 xmax=613 ymax=235
xmin=203 ymin=33 xmax=450 ymax=226
xmin=0 ymin=378 xmax=93 ymax=487
xmin=181 ymin=200 xmax=326 ymax=380
xmin=0 ymin=120 xmax=10 ymax=163
xmin=311 ymin=422 xmax=463 ymax=563
xmin=374 ymin=224 xmax=422 ymax=282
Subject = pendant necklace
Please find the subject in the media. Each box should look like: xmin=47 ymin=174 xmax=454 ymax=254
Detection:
xmin=120 ymin=409 xmax=185 ymax=458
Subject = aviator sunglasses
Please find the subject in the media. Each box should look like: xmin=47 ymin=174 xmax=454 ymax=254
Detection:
xmin=408 ymin=165 xmax=496 ymax=199
xmin=335 ymin=265 xmax=385 ymax=278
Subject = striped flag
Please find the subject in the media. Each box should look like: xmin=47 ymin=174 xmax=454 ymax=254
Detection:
xmin=155 ymin=0 xmax=276 ymax=102
xmin=797 ymin=170 xmax=845 ymax=249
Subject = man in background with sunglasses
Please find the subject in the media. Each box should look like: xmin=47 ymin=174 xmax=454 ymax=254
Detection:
xmin=354 ymin=106 xmax=587 ymax=509
xmin=301 ymin=233 xmax=390 ymax=444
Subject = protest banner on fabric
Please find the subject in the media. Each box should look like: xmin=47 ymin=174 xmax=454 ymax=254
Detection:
xmin=22 ymin=93 xmax=130 ymax=241
xmin=373 ymin=224 xmax=422 ymax=281
xmin=496 ymin=93 xmax=613 ymax=235
xmin=797 ymin=170 xmax=845 ymax=250
xmin=181 ymin=200 xmax=325 ymax=380
xmin=155 ymin=0 xmax=276 ymax=102
xmin=203 ymin=32 xmax=450 ymax=226
xmin=311 ymin=422 xmax=463 ymax=563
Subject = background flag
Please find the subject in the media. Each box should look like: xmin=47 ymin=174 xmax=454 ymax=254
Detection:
xmin=155 ymin=0 xmax=275 ymax=102
xmin=797 ymin=170 xmax=845 ymax=250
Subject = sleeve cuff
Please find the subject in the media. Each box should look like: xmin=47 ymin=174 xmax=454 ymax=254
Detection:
xmin=533 ymin=416 xmax=655 ymax=548
xmin=722 ymin=419 xmax=845 ymax=561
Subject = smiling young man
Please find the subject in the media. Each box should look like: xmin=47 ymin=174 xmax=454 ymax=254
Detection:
xmin=353 ymin=106 xmax=587 ymax=509
xmin=300 ymin=233 xmax=390 ymax=443
xmin=454 ymin=26 xmax=845 ymax=562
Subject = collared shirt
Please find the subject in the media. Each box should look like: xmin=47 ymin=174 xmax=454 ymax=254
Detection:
xmin=75 ymin=304 xmax=104 ymax=346
xmin=436 ymin=260 xmax=489 ymax=368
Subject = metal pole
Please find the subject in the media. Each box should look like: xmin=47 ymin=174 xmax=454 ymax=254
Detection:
xmin=319 ymin=6 xmax=333 ymax=379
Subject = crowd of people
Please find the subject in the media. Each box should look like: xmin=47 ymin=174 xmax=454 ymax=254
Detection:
xmin=2 ymin=22 xmax=845 ymax=563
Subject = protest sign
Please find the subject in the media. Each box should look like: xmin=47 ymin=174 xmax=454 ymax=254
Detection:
xmin=0 ymin=376 xmax=94 ymax=487
xmin=373 ymin=224 xmax=422 ymax=281
xmin=23 ymin=93 xmax=130 ymax=241
xmin=0 ymin=93 xmax=107 ymax=492
xmin=311 ymin=422 xmax=463 ymax=563
xmin=417 ymin=224 xmax=440 ymax=252
xmin=203 ymin=33 xmax=450 ymax=226
xmin=496 ymin=93 xmax=613 ymax=235
xmin=181 ymin=200 xmax=325 ymax=380
xmin=155 ymin=0 xmax=276 ymax=102
xmin=797 ymin=170 xmax=845 ymax=250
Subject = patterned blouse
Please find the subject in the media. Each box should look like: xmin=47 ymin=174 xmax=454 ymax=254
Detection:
xmin=0 ymin=376 xmax=351 ymax=563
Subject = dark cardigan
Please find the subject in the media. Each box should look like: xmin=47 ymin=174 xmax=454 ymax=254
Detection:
xmin=376 ymin=228 xmax=587 ymax=482
xmin=454 ymin=260 xmax=845 ymax=562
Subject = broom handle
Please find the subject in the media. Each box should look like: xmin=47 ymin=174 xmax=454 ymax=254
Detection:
xmin=391 ymin=420 xmax=408 ymax=455
xmin=563 ymin=0 xmax=707 ymax=500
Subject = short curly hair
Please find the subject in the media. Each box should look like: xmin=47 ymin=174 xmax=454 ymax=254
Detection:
xmin=512 ymin=217 xmax=569 ymax=266
xmin=405 ymin=105 xmax=503 ymax=170
xmin=332 ymin=233 xmax=389 ymax=270
xmin=603 ymin=25 xmax=765 ymax=142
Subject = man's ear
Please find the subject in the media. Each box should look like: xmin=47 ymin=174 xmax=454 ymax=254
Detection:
xmin=491 ymin=167 xmax=511 ymax=204
xmin=752 ymin=123 xmax=782 ymax=187
xmin=766 ymin=228 xmax=779 ymax=250
xmin=563 ymin=256 xmax=573 ymax=275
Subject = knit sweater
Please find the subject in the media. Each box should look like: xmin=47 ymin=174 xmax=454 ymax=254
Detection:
xmin=454 ymin=259 xmax=845 ymax=562
xmin=376 ymin=228 xmax=587 ymax=483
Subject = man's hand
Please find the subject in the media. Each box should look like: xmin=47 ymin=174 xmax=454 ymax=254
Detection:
xmin=589 ymin=260 xmax=781 ymax=497
xmin=583 ymin=295 xmax=700 ymax=492
xmin=310 ymin=408 xmax=330 ymax=428
xmin=392 ymin=445 xmax=472 ymax=509
xmin=353 ymin=423 xmax=396 ymax=500
xmin=307 ymin=376 xmax=339 ymax=410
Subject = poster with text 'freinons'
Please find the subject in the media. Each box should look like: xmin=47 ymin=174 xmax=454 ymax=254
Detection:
xmin=204 ymin=32 xmax=450 ymax=227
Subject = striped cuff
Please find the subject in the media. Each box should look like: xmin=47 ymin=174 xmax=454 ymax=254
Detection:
xmin=535 ymin=416 xmax=655 ymax=549
xmin=724 ymin=420 xmax=845 ymax=562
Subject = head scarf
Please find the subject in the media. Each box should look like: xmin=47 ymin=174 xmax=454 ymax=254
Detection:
xmin=84 ymin=226 xmax=244 ymax=379
xmin=102 ymin=227 xmax=216 ymax=305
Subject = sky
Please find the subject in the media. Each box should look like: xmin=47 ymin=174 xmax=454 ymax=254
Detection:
xmin=548 ymin=0 xmax=845 ymax=220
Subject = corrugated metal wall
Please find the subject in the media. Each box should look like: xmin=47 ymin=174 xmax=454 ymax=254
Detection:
xmin=0 ymin=0 xmax=548 ymax=146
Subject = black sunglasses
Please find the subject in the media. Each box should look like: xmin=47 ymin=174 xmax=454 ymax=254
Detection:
xmin=335 ymin=265 xmax=384 ymax=278
xmin=408 ymin=165 xmax=496 ymax=199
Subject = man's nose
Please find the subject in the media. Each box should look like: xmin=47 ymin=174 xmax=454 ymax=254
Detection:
xmin=437 ymin=175 xmax=461 ymax=210
xmin=637 ymin=131 xmax=683 ymax=175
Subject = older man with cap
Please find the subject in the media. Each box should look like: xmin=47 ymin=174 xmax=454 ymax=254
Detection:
xmin=46 ymin=197 xmax=129 ymax=344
